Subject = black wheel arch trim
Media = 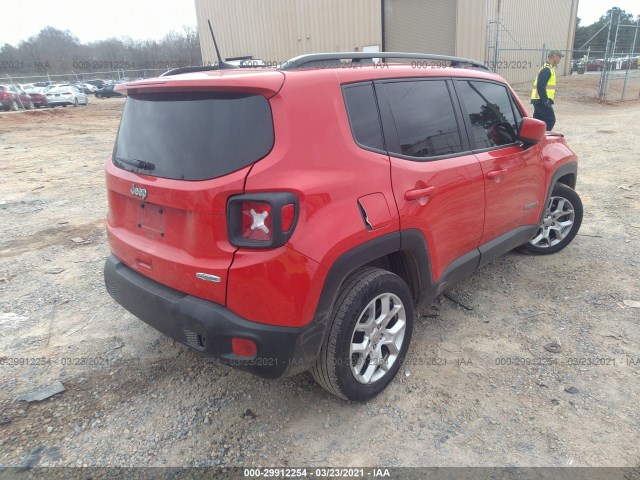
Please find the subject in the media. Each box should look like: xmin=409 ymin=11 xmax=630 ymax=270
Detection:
xmin=540 ymin=162 xmax=578 ymax=224
xmin=289 ymin=230 xmax=431 ymax=375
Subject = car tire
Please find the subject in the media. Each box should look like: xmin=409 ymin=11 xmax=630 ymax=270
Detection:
xmin=10 ymin=100 xmax=18 ymax=111
xmin=311 ymin=267 xmax=414 ymax=402
xmin=73 ymin=98 xmax=78 ymax=107
xmin=84 ymin=96 xmax=89 ymax=106
xmin=96 ymin=93 xmax=101 ymax=99
xmin=27 ymin=101 xmax=34 ymax=110
xmin=519 ymin=183 xmax=583 ymax=255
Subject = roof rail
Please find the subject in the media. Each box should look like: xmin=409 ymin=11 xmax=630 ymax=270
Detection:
xmin=279 ymin=52 xmax=488 ymax=71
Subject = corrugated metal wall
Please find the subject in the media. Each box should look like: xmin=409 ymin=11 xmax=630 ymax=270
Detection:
xmin=195 ymin=0 xmax=382 ymax=65
xmin=457 ymin=0 xmax=578 ymax=84
xmin=456 ymin=0 xmax=489 ymax=61
xmin=383 ymin=0 xmax=456 ymax=55
xmin=195 ymin=0 xmax=578 ymax=85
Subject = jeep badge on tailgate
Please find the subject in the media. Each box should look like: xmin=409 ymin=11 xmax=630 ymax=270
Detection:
xmin=130 ymin=184 xmax=147 ymax=200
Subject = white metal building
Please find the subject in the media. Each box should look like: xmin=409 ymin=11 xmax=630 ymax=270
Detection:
xmin=195 ymin=0 xmax=579 ymax=84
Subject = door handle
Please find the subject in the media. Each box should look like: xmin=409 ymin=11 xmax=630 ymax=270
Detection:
xmin=487 ymin=169 xmax=508 ymax=179
xmin=404 ymin=186 xmax=437 ymax=201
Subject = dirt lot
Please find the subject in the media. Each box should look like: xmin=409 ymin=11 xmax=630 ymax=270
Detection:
xmin=1 ymin=75 xmax=639 ymax=469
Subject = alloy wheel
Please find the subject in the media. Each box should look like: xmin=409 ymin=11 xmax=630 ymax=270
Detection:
xmin=349 ymin=293 xmax=407 ymax=384
xmin=529 ymin=195 xmax=576 ymax=248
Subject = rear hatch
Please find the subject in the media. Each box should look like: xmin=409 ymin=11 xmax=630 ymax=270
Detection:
xmin=105 ymin=70 xmax=284 ymax=305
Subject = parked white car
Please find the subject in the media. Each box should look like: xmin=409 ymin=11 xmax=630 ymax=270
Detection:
xmin=46 ymin=85 xmax=89 ymax=107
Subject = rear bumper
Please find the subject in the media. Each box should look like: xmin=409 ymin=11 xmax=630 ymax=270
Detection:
xmin=104 ymin=256 xmax=318 ymax=378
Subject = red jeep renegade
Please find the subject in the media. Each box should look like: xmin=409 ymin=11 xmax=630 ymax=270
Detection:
xmin=104 ymin=53 xmax=582 ymax=401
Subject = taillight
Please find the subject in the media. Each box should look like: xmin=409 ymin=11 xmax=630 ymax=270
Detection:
xmin=241 ymin=202 xmax=272 ymax=241
xmin=228 ymin=192 xmax=299 ymax=248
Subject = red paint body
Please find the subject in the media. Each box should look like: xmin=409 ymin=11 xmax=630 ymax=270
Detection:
xmin=105 ymin=64 xmax=577 ymax=328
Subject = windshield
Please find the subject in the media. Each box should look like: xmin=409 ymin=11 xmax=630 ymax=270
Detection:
xmin=113 ymin=91 xmax=274 ymax=181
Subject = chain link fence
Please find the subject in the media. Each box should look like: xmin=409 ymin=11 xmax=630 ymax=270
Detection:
xmin=487 ymin=44 xmax=640 ymax=103
xmin=3 ymin=68 xmax=171 ymax=86
xmin=597 ymin=18 xmax=640 ymax=102
xmin=486 ymin=12 xmax=640 ymax=103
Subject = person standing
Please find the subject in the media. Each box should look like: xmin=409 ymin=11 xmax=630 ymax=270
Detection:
xmin=531 ymin=50 xmax=564 ymax=131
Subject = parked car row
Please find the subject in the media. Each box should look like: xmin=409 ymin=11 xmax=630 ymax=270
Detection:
xmin=1 ymin=80 xmax=125 ymax=111
xmin=580 ymin=57 xmax=640 ymax=72
xmin=0 ymin=85 xmax=34 ymax=110
xmin=621 ymin=57 xmax=640 ymax=70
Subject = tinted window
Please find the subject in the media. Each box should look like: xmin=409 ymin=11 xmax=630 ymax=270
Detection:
xmin=457 ymin=80 xmax=519 ymax=149
xmin=114 ymin=92 xmax=274 ymax=181
xmin=343 ymin=83 xmax=384 ymax=151
xmin=510 ymin=94 xmax=524 ymax=130
xmin=383 ymin=80 xmax=462 ymax=158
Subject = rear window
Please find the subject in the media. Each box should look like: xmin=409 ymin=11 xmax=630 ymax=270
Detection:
xmin=114 ymin=92 xmax=274 ymax=181
xmin=342 ymin=82 xmax=385 ymax=152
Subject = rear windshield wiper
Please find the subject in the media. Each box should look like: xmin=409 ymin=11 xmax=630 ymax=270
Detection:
xmin=115 ymin=156 xmax=155 ymax=171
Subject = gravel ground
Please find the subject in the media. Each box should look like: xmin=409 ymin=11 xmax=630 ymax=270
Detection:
xmin=0 ymin=74 xmax=639 ymax=469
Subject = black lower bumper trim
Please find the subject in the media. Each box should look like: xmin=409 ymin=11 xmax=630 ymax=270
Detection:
xmin=103 ymin=256 xmax=313 ymax=378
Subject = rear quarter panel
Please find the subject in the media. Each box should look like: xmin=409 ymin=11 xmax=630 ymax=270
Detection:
xmin=227 ymin=70 xmax=400 ymax=327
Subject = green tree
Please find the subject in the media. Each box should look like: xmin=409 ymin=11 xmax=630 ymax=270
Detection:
xmin=0 ymin=26 xmax=202 ymax=79
xmin=574 ymin=7 xmax=639 ymax=58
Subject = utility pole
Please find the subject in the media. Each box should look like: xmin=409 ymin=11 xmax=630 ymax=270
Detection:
xmin=598 ymin=10 xmax=614 ymax=101
xmin=611 ymin=9 xmax=621 ymax=70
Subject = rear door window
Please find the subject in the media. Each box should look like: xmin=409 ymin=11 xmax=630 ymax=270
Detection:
xmin=455 ymin=80 xmax=519 ymax=149
xmin=381 ymin=80 xmax=463 ymax=159
xmin=114 ymin=92 xmax=274 ymax=181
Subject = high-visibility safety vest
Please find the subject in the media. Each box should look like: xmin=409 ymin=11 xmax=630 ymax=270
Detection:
xmin=531 ymin=63 xmax=556 ymax=100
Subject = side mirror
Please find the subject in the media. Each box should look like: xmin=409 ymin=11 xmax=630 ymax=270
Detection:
xmin=518 ymin=117 xmax=546 ymax=145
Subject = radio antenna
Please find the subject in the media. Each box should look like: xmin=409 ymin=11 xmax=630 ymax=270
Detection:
xmin=207 ymin=19 xmax=237 ymax=69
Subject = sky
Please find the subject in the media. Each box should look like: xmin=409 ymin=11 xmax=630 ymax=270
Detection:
xmin=577 ymin=0 xmax=639 ymax=25
xmin=0 ymin=0 xmax=198 ymax=46
xmin=0 ymin=0 xmax=638 ymax=47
